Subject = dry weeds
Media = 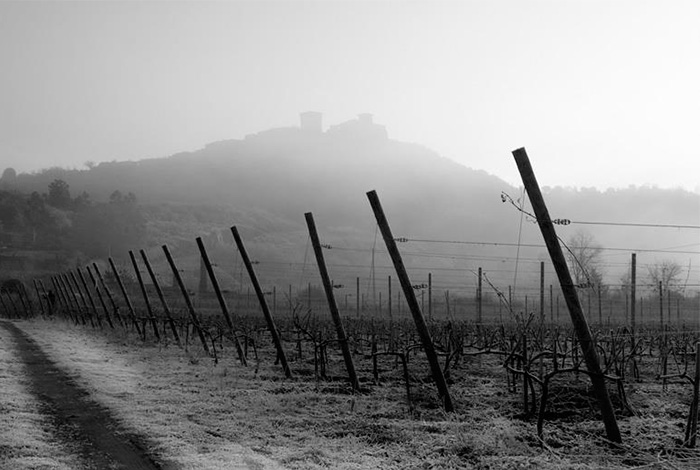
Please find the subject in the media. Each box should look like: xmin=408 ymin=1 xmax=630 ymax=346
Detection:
xmin=9 ymin=318 xmax=700 ymax=469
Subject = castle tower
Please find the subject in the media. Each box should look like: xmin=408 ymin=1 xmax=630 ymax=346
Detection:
xmin=299 ymin=111 xmax=323 ymax=132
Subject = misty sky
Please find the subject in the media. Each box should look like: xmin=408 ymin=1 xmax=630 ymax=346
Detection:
xmin=1 ymin=1 xmax=699 ymax=192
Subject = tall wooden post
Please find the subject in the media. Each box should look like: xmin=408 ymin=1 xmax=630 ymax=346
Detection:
xmin=388 ymin=275 xmax=392 ymax=321
xmin=162 ymin=245 xmax=211 ymax=356
xmin=512 ymin=147 xmax=621 ymax=443
xmin=231 ymin=226 xmax=292 ymax=378
xmin=305 ymin=213 xmax=360 ymax=391
xmin=68 ymin=272 xmax=93 ymax=327
xmin=428 ymin=272 xmax=433 ymax=319
xmin=630 ymin=253 xmax=636 ymax=332
xmin=139 ymin=250 xmax=180 ymax=346
xmin=356 ymin=277 xmax=360 ymax=317
xmin=539 ymin=262 xmax=545 ymax=325
xmin=77 ymin=268 xmax=103 ymax=328
xmin=199 ymin=256 xmax=208 ymax=295
xmin=367 ymin=190 xmax=454 ymax=412
xmin=659 ymin=281 xmax=664 ymax=327
xmin=85 ymin=266 xmax=114 ymax=329
xmin=129 ymin=251 xmax=160 ymax=340
xmin=109 ymin=257 xmax=143 ymax=337
xmin=550 ymin=284 xmax=554 ymax=323
xmin=196 ymin=237 xmax=247 ymax=365
xmin=477 ymin=267 xmax=483 ymax=324
xmin=92 ymin=263 xmax=122 ymax=327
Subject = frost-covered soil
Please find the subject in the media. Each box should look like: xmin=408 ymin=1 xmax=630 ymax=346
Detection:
xmin=4 ymin=317 xmax=700 ymax=469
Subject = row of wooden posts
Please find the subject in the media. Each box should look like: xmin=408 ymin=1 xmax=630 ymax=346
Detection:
xmin=8 ymin=149 xmax=675 ymax=445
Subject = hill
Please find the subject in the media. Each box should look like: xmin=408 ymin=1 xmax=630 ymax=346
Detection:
xmin=1 ymin=114 xmax=698 ymax=299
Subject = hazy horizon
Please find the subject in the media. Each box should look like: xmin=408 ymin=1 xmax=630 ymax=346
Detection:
xmin=2 ymin=1 xmax=699 ymax=192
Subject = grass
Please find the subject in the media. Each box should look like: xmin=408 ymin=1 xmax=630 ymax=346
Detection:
xmin=8 ymin=317 xmax=700 ymax=469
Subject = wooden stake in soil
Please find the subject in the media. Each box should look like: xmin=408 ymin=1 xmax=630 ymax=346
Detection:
xmin=162 ymin=245 xmax=211 ymax=356
xmin=366 ymin=190 xmax=454 ymax=412
xmin=512 ymin=147 xmax=621 ymax=443
xmin=231 ymin=226 xmax=292 ymax=378
xmin=684 ymin=341 xmax=700 ymax=447
xmin=92 ymin=262 xmax=123 ymax=327
xmin=139 ymin=250 xmax=181 ymax=346
xmin=32 ymin=280 xmax=45 ymax=317
xmin=109 ymin=257 xmax=144 ymax=338
xmin=85 ymin=265 xmax=114 ymax=329
xmin=76 ymin=268 xmax=103 ymax=328
xmin=196 ymin=237 xmax=247 ymax=366
xmin=305 ymin=212 xmax=360 ymax=391
xmin=128 ymin=250 xmax=160 ymax=340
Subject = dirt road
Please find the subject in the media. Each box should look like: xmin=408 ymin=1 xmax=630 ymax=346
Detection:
xmin=0 ymin=320 xmax=173 ymax=470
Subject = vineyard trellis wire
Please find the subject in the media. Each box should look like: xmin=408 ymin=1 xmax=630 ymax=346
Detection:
xmin=1 ymin=158 xmax=699 ymax=455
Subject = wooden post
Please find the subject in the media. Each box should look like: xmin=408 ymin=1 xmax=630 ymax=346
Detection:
xmin=388 ymin=275 xmax=392 ymax=321
xmin=356 ymin=277 xmax=360 ymax=317
xmin=68 ymin=272 xmax=93 ymax=327
xmin=129 ymin=251 xmax=160 ymax=340
xmin=630 ymin=253 xmax=636 ymax=332
xmin=550 ymin=284 xmax=554 ymax=323
xmin=196 ymin=237 xmax=247 ymax=365
xmin=92 ymin=263 xmax=122 ymax=327
xmin=199 ymin=255 xmax=208 ymax=295
xmin=109 ymin=257 xmax=143 ymax=337
xmin=231 ymin=226 xmax=292 ymax=378
xmin=659 ymin=281 xmax=664 ymax=328
xmin=428 ymin=272 xmax=433 ymax=319
xmin=162 ymin=245 xmax=211 ymax=356
xmin=33 ymin=280 xmax=45 ymax=317
xmin=52 ymin=276 xmax=74 ymax=323
xmin=139 ymin=250 xmax=181 ymax=346
xmin=305 ymin=213 xmax=360 ymax=391
xmin=539 ymin=262 xmax=545 ymax=325
xmin=60 ymin=274 xmax=83 ymax=324
xmin=85 ymin=266 xmax=114 ymax=328
xmin=477 ymin=267 xmax=483 ymax=324
xmin=685 ymin=342 xmax=700 ymax=447
xmin=77 ymin=268 xmax=103 ymax=328
xmin=512 ymin=147 xmax=621 ymax=443
xmin=367 ymin=190 xmax=454 ymax=412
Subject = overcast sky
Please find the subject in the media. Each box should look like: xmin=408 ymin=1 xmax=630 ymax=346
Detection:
xmin=2 ymin=1 xmax=699 ymax=192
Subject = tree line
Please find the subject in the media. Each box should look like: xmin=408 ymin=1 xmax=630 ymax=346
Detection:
xmin=0 ymin=179 xmax=145 ymax=261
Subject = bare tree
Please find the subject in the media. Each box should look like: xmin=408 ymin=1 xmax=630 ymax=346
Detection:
xmin=565 ymin=230 xmax=604 ymax=289
xmin=647 ymin=259 xmax=683 ymax=293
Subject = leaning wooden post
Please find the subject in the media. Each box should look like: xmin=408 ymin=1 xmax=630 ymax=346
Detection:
xmin=52 ymin=276 xmax=75 ymax=323
xmin=305 ymin=212 xmax=360 ymax=391
xmin=93 ymin=263 xmax=123 ymax=327
xmin=32 ymin=280 xmax=45 ymax=317
xmin=367 ymin=190 xmax=454 ymax=412
xmin=630 ymin=253 xmax=636 ymax=340
xmin=66 ymin=273 xmax=92 ymax=327
xmin=477 ymin=267 xmax=483 ymax=324
xmin=85 ymin=266 xmax=114 ymax=329
xmin=92 ymin=263 xmax=125 ymax=327
xmin=76 ymin=268 xmax=103 ymax=329
xmin=139 ymin=250 xmax=181 ymax=346
xmin=231 ymin=226 xmax=292 ymax=378
xmin=512 ymin=147 xmax=621 ymax=443
xmin=684 ymin=342 xmax=700 ymax=447
xmin=129 ymin=251 xmax=160 ymax=340
xmin=196 ymin=237 xmax=247 ymax=366
xmin=109 ymin=257 xmax=144 ymax=338
xmin=162 ymin=245 xmax=211 ymax=356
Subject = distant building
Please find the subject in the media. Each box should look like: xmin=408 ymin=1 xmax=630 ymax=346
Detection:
xmin=327 ymin=113 xmax=388 ymax=142
xmin=299 ymin=111 xmax=323 ymax=132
